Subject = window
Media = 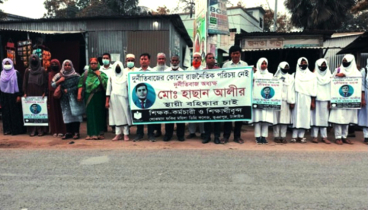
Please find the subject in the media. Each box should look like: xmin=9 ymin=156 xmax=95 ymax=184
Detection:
xmin=259 ymin=18 xmax=263 ymax=28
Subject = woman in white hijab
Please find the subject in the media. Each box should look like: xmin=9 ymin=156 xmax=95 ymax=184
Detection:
xmin=358 ymin=59 xmax=368 ymax=145
xmin=290 ymin=57 xmax=317 ymax=143
xmin=273 ymin=61 xmax=294 ymax=144
xmin=253 ymin=58 xmax=274 ymax=144
xmin=105 ymin=61 xmax=132 ymax=141
xmin=329 ymin=54 xmax=361 ymax=145
xmin=311 ymin=59 xmax=332 ymax=144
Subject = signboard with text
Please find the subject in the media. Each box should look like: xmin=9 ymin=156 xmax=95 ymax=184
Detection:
xmin=21 ymin=96 xmax=48 ymax=126
xmin=253 ymin=79 xmax=282 ymax=110
xmin=128 ymin=67 xmax=253 ymax=124
xmin=331 ymin=77 xmax=361 ymax=109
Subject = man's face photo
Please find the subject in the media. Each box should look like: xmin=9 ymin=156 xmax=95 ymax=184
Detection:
xmin=32 ymin=105 xmax=37 ymax=111
xmin=264 ymin=87 xmax=271 ymax=95
xmin=136 ymin=85 xmax=147 ymax=100
xmin=342 ymin=85 xmax=349 ymax=93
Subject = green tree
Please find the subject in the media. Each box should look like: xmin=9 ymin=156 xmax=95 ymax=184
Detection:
xmin=285 ymin=0 xmax=355 ymax=30
xmin=44 ymin=0 xmax=139 ymax=18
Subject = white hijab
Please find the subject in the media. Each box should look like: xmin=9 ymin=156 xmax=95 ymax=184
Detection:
xmin=315 ymin=58 xmax=331 ymax=85
xmin=254 ymin=57 xmax=273 ymax=79
xmin=314 ymin=58 xmax=331 ymax=101
xmin=295 ymin=57 xmax=317 ymax=96
xmin=337 ymin=54 xmax=361 ymax=77
xmin=274 ymin=61 xmax=292 ymax=85
xmin=111 ymin=61 xmax=126 ymax=84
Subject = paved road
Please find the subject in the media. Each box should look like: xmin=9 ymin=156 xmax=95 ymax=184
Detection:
xmin=1 ymin=149 xmax=368 ymax=210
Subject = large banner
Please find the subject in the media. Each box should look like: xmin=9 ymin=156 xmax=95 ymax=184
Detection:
xmin=208 ymin=0 xmax=229 ymax=35
xmin=128 ymin=67 xmax=253 ymax=124
xmin=194 ymin=0 xmax=207 ymax=65
xmin=331 ymin=77 xmax=361 ymax=109
xmin=253 ymin=79 xmax=282 ymax=110
xmin=21 ymin=96 xmax=48 ymax=126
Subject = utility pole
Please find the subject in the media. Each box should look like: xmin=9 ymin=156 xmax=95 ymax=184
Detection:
xmin=190 ymin=0 xmax=195 ymax=18
xmin=273 ymin=0 xmax=278 ymax=32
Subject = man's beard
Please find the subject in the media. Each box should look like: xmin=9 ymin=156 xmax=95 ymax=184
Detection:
xmin=156 ymin=64 xmax=166 ymax=71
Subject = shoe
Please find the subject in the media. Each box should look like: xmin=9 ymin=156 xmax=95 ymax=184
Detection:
xmin=342 ymin=138 xmax=353 ymax=145
xmin=154 ymin=131 xmax=162 ymax=138
xmin=221 ymin=137 xmax=229 ymax=144
xmin=201 ymin=133 xmax=206 ymax=140
xmin=149 ymin=135 xmax=156 ymax=142
xmin=261 ymin=137 xmax=268 ymax=145
xmin=274 ymin=137 xmax=280 ymax=143
xmin=281 ymin=138 xmax=287 ymax=144
xmin=300 ymin=138 xmax=307 ymax=143
xmin=178 ymin=136 xmax=185 ymax=141
xmin=256 ymin=137 xmax=262 ymax=145
xmin=335 ymin=139 xmax=343 ymax=145
xmin=186 ymin=133 xmax=196 ymax=139
xmin=321 ymin=138 xmax=331 ymax=144
xmin=163 ymin=136 xmax=171 ymax=142
xmin=234 ymin=137 xmax=244 ymax=144
xmin=214 ymin=137 xmax=221 ymax=144
xmin=134 ymin=135 xmax=143 ymax=142
xmin=311 ymin=137 xmax=318 ymax=143
xmin=364 ymin=138 xmax=368 ymax=145
xmin=202 ymin=137 xmax=211 ymax=144
xmin=290 ymin=138 xmax=297 ymax=143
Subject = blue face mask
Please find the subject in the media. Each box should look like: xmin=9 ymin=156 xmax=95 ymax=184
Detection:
xmin=102 ymin=59 xmax=110 ymax=66
xmin=127 ymin=61 xmax=134 ymax=68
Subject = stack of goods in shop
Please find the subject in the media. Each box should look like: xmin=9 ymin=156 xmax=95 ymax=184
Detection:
xmin=6 ymin=39 xmax=16 ymax=65
xmin=42 ymin=50 xmax=51 ymax=70
xmin=17 ymin=40 xmax=32 ymax=67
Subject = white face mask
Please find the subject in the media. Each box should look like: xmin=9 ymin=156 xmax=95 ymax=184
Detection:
xmin=171 ymin=64 xmax=179 ymax=70
xmin=3 ymin=64 xmax=12 ymax=70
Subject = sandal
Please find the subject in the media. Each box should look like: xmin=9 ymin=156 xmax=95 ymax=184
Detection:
xmin=58 ymin=133 xmax=64 ymax=137
xmin=53 ymin=133 xmax=58 ymax=137
xmin=91 ymin=136 xmax=98 ymax=140
xmin=342 ymin=138 xmax=354 ymax=145
xmin=112 ymin=135 xmax=122 ymax=141
xmin=124 ymin=135 xmax=130 ymax=141
xmin=73 ymin=133 xmax=80 ymax=140
xmin=335 ymin=139 xmax=343 ymax=145
xmin=311 ymin=138 xmax=318 ymax=143
xmin=85 ymin=136 xmax=92 ymax=140
xmin=62 ymin=133 xmax=72 ymax=140
xmin=97 ymin=135 xmax=105 ymax=140
xmin=321 ymin=138 xmax=331 ymax=144
xmin=37 ymin=132 xmax=44 ymax=137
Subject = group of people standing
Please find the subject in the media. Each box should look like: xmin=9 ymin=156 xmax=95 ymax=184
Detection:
xmin=1 ymin=45 xmax=368 ymax=146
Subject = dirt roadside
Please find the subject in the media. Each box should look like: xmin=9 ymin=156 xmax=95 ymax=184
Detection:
xmin=0 ymin=123 xmax=367 ymax=151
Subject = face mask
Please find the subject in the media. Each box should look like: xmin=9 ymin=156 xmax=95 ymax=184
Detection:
xmin=192 ymin=60 xmax=201 ymax=69
xmin=102 ymin=59 xmax=110 ymax=66
xmin=115 ymin=66 xmax=121 ymax=74
xmin=281 ymin=68 xmax=289 ymax=74
xmin=171 ymin=64 xmax=179 ymax=70
xmin=299 ymin=64 xmax=308 ymax=70
xmin=31 ymin=59 xmax=38 ymax=66
xmin=3 ymin=64 xmax=12 ymax=70
xmin=51 ymin=65 xmax=59 ymax=71
xmin=319 ymin=66 xmax=327 ymax=71
xmin=343 ymin=62 xmax=350 ymax=67
xmin=127 ymin=62 xmax=134 ymax=69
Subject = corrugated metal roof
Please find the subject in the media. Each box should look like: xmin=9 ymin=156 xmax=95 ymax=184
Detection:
xmin=242 ymin=46 xmax=341 ymax=51
xmin=0 ymin=28 xmax=85 ymax=34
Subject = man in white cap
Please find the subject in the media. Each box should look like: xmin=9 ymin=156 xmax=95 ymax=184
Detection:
xmin=125 ymin=53 xmax=136 ymax=74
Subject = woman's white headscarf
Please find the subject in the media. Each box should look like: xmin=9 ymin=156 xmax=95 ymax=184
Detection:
xmin=315 ymin=58 xmax=331 ymax=85
xmin=274 ymin=61 xmax=292 ymax=85
xmin=295 ymin=57 xmax=317 ymax=96
xmin=314 ymin=58 xmax=331 ymax=101
xmin=338 ymin=54 xmax=361 ymax=77
xmin=111 ymin=61 xmax=126 ymax=84
xmin=254 ymin=57 xmax=273 ymax=79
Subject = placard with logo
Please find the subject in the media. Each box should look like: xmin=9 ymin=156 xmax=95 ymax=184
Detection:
xmin=331 ymin=77 xmax=361 ymax=109
xmin=253 ymin=79 xmax=282 ymax=110
xmin=21 ymin=96 xmax=48 ymax=126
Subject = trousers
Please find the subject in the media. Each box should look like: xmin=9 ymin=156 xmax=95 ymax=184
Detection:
xmin=273 ymin=125 xmax=287 ymax=138
xmin=311 ymin=127 xmax=327 ymax=138
xmin=254 ymin=123 xmax=269 ymax=137
xmin=292 ymin=129 xmax=305 ymax=138
xmin=334 ymin=124 xmax=348 ymax=139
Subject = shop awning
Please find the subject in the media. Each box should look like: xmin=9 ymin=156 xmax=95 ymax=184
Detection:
xmin=0 ymin=28 xmax=85 ymax=34
xmin=337 ymin=32 xmax=368 ymax=54
xmin=242 ymin=46 xmax=341 ymax=52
